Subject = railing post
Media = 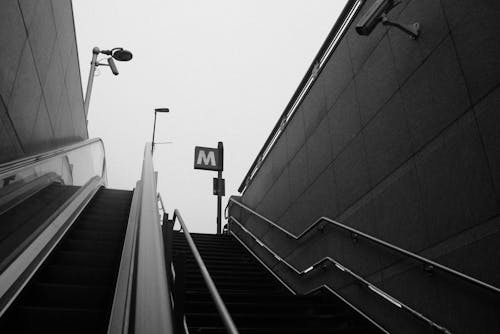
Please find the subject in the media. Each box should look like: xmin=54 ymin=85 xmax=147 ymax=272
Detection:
xmin=163 ymin=213 xmax=174 ymax=286
xmin=173 ymin=253 xmax=185 ymax=334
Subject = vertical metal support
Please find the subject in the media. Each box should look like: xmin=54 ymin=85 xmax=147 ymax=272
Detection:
xmin=173 ymin=253 xmax=185 ymax=334
xmin=163 ymin=214 xmax=173 ymax=285
xmin=151 ymin=111 xmax=157 ymax=154
xmin=84 ymin=47 xmax=100 ymax=120
xmin=217 ymin=169 xmax=222 ymax=235
xmin=216 ymin=141 xmax=224 ymax=234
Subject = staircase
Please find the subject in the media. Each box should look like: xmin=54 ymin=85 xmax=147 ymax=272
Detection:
xmin=173 ymin=232 xmax=381 ymax=333
xmin=0 ymin=188 xmax=132 ymax=334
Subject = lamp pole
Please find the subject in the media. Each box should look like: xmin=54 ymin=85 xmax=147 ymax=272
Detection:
xmin=84 ymin=47 xmax=100 ymax=119
xmin=152 ymin=108 xmax=170 ymax=154
xmin=83 ymin=46 xmax=133 ymax=120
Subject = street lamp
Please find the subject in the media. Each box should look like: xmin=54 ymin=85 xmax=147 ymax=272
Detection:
xmin=84 ymin=47 xmax=133 ymax=119
xmin=152 ymin=108 xmax=170 ymax=154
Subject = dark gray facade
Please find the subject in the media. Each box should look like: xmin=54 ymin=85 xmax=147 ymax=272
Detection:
xmin=0 ymin=1 xmax=87 ymax=164
xmin=236 ymin=0 xmax=500 ymax=332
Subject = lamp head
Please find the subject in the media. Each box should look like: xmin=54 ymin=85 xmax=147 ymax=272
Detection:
xmin=112 ymin=48 xmax=133 ymax=62
xmin=155 ymin=108 xmax=170 ymax=113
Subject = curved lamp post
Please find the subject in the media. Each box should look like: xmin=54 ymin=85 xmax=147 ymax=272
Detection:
xmin=84 ymin=47 xmax=133 ymax=119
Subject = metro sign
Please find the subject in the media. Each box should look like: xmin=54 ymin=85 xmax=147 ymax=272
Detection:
xmin=194 ymin=146 xmax=222 ymax=171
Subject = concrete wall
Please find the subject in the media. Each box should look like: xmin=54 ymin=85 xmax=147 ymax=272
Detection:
xmin=0 ymin=0 xmax=87 ymax=164
xmin=234 ymin=0 xmax=500 ymax=332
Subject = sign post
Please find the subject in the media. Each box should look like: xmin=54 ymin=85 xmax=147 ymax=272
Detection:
xmin=194 ymin=142 xmax=224 ymax=234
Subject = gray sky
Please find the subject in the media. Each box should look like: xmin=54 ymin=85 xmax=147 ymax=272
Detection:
xmin=73 ymin=0 xmax=347 ymax=233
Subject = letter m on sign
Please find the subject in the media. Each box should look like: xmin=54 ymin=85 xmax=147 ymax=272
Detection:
xmin=194 ymin=146 xmax=221 ymax=171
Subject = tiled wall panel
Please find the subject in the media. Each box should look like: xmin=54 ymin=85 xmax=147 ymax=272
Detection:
xmin=0 ymin=0 xmax=87 ymax=164
xmin=239 ymin=0 xmax=500 ymax=331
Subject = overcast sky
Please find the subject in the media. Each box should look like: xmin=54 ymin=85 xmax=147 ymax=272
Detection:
xmin=73 ymin=0 xmax=347 ymax=233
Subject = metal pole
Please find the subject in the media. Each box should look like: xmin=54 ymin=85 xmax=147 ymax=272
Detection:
xmin=151 ymin=111 xmax=157 ymax=154
xmin=84 ymin=47 xmax=100 ymax=119
xmin=216 ymin=141 xmax=223 ymax=234
xmin=217 ymin=170 xmax=222 ymax=234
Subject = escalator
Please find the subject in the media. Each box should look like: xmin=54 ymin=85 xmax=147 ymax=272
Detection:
xmin=0 ymin=187 xmax=132 ymax=333
xmin=0 ymin=141 xmax=174 ymax=334
xmin=0 ymin=183 xmax=80 ymax=274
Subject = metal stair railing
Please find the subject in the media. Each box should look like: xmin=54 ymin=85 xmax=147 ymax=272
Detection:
xmin=166 ymin=208 xmax=239 ymax=334
xmin=227 ymin=198 xmax=500 ymax=295
xmin=226 ymin=198 xmax=457 ymax=334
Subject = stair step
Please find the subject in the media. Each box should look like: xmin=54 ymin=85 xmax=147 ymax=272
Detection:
xmin=76 ymin=219 xmax=125 ymax=232
xmin=37 ymin=265 xmax=116 ymax=285
xmin=172 ymin=232 xmax=381 ymax=333
xmin=78 ymin=212 xmax=129 ymax=223
xmin=186 ymin=300 xmax=344 ymax=315
xmin=193 ymin=326 xmax=376 ymax=334
xmin=179 ymin=255 xmax=254 ymax=264
xmin=68 ymin=229 xmax=125 ymax=242
xmin=19 ymin=283 xmax=113 ymax=309
xmin=60 ymin=238 xmax=122 ymax=253
xmin=185 ymin=290 xmax=331 ymax=303
xmin=50 ymin=250 xmax=119 ymax=267
xmin=186 ymin=311 xmax=350 ymax=328
xmin=173 ymin=244 xmax=247 ymax=253
xmin=173 ymin=244 xmax=241 ymax=253
xmin=185 ymin=280 xmax=278 ymax=291
xmin=1 ymin=306 xmax=107 ymax=334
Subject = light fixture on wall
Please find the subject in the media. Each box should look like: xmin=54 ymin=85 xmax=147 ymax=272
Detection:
xmin=355 ymin=0 xmax=420 ymax=39
xmin=84 ymin=47 xmax=134 ymax=119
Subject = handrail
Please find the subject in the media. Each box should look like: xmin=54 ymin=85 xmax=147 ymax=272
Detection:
xmin=134 ymin=143 xmax=174 ymax=334
xmin=108 ymin=143 xmax=174 ymax=334
xmin=238 ymin=0 xmax=364 ymax=193
xmin=227 ymin=198 xmax=500 ymax=295
xmin=172 ymin=209 xmax=239 ymax=334
xmin=228 ymin=216 xmax=449 ymax=334
xmin=0 ymin=138 xmax=104 ymax=178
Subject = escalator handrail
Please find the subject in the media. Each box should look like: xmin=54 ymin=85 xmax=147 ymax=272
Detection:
xmin=108 ymin=143 xmax=175 ymax=334
xmin=108 ymin=143 xmax=174 ymax=334
xmin=172 ymin=209 xmax=239 ymax=334
xmin=226 ymin=199 xmax=455 ymax=333
xmin=227 ymin=197 xmax=500 ymax=294
xmin=134 ymin=143 xmax=174 ymax=333
xmin=0 ymin=138 xmax=105 ymax=179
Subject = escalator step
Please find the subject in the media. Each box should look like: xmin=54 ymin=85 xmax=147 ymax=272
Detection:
xmin=68 ymin=229 xmax=125 ymax=242
xmin=6 ymin=306 xmax=107 ymax=334
xmin=17 ymin=283 xmax=113 ymax=309
xmin=36 ymin=265 xmax=115 ymax=285
xmin=60 ymin=238 xmax=122 ymax=253
xmin=0 ymin=187 xmax=132 ymax=333
xmin=50 ymin=250 xmax=119 ymax=267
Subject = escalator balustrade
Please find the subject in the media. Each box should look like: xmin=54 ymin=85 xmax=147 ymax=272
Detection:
xmin=0 ymin=188 xmax=132 ymax=334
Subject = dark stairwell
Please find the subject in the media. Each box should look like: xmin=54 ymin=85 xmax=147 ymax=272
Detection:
xmin=172 ymin=231 xmax=381 ymax=333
